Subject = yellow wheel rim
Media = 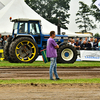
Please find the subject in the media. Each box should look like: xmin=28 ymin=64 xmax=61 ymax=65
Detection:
xmin=15 ymin=40 xmax=36 ymax=62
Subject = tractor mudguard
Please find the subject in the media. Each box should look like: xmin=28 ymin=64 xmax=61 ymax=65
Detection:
xmin=58 ymin=41 xmax=68 ymax=47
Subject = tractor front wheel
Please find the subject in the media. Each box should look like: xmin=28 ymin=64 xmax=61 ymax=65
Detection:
xmin=9 ymin=37 xmax=38 ymax=63
xmin=57 ymin=44 xmax=77 ymax=63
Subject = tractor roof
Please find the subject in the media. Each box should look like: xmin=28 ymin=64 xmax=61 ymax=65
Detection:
xmin=12 ymin=18 xmax=41 ymax=22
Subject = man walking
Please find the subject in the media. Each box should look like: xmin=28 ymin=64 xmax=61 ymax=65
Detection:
xmin=46 ymin=31 xmax=60 ymax=80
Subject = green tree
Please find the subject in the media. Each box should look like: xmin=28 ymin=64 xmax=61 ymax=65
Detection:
xmin=75 ymin=1 xmax=96 ymax=32
xmin=94 ymin=33 xmax=100 ymax=37
xmin=91 ymin=0 xmax=100 ymax=22
xmin=25 ymin=0 xmax=71 ymax=29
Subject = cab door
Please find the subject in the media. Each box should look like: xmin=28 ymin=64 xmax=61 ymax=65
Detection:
xmin=29 ymin=21 xmax=42 ymax=47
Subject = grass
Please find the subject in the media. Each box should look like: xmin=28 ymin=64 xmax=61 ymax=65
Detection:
xmin=0 ymin=79 xmax=100 ymax=84
xmin=0 ymin=61 xmax=100 ymax=67
xmin=0 ymin=61 xmax=100 ymax=84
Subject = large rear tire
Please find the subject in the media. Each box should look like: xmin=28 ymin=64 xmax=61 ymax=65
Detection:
xmin=9 ymin=37 xmax=38 ymax=63
xmin=57 ymin=44 xmax=77 ymax=63
xmin=4 ymin=42 xmax=10 ymax=61
xmin=3 ymin=37 xmax=14 ymax=63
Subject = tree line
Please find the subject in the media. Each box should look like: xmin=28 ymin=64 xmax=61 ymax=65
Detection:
xmin=25 ymin=0 xmax=100 ymax=33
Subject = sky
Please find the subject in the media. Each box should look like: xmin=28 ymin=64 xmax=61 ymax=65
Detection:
xmin=68 ymin=0 xmax=100 ymax=35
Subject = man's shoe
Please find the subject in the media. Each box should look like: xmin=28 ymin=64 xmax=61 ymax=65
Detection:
xmin=56 ymin=78 xmax=61 ymax=80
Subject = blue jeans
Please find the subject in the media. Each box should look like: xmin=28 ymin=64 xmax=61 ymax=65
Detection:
xmin=49 ymin=58 xmax=59 ymax=79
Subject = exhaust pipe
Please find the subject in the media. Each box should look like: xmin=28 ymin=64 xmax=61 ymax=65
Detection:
xmin=58 ymin=25 xmax=61 ymax=35
xmin=57 ymin=18 xmax=61 ymax=35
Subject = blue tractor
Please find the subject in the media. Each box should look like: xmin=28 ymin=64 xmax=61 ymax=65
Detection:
xmin=4 ymin=18 xmax=77 ymax=63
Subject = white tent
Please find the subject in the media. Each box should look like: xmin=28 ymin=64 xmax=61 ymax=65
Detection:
xmin=0 ymin=0 xmax=11 ymax=10
xmin=0 ymin=0 xmax=11 ymax=6
xmin=76 ymin=34 xmax=92 ymax=37
xmin=0 ymin=1 xmax=4 ymax=10
xmin=0 ymin=0 xmax=92 ymax=37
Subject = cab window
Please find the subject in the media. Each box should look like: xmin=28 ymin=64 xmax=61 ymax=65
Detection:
xmin=19 ymin=22 xmax=28 ymax=33
xmin=30 ymin=22 xmax=40 ymax=35
xmin=13 ymin=22 xmax=18 ymax=34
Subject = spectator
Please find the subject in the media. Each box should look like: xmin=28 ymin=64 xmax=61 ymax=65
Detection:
xmin=0 ymin=34 xmax=3 ymax=49
xmin=74 ymin=40 xmax=80 ymax=50
xmin=79 ymin=38 xmax=82 ymax=45
xmin=76 ymin=38 xmax=79 ymax=42
xmin=69 ymin=39 xmax=74 ymax=46
xmin=7 ymin=35 xmax=10 ymax=39
xmin=85 ymin=37 xmax=88 ymax=42
xmin=3 ymin=36 xmax=7 ymax=46
xmin=73 ymin=39 xmax=75 ymax=43
xmin=90 ymin=37 xmax=93 ymax=48
xmin=98 ymin=39 xmax=100 ymax=50
xmin=71 ymin=39 xmax=74 ymax=46
xmin=68 ymin=40 xmax=71 ymax=45
xmin=93 ymin=38 xmax=98 ymax=50
xmin=81 ymin=40 xmax=88 ymax=50
xmin=68 ymin=39 xmax=71 ymax=44
xmin=87 ymin=40 xmax=92 ymax=50
xmin=71 ymin=38 xmax=73 ymax=41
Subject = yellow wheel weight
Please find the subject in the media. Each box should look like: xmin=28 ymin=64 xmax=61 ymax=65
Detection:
xmin=15 ymin=40 xmax=36 ymax=62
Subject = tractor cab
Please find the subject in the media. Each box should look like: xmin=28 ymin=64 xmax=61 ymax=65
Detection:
xmin=12 ymin=18 xmax=42 ymax=46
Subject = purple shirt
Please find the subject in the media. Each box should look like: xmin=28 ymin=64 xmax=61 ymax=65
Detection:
xmin=46 ymin=38 xmax=57 ymax=58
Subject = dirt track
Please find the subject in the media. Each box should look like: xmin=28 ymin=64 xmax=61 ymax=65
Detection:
xmin=0 ymin=83 xmax=100 ymax=100
xmin=1 ymin=67 xmax=100 ymax=100
xmin=0 ymin=67 xmax=100 ymax=79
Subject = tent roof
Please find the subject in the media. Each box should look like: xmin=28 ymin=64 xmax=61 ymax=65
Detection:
xmin=75 ymin=34 xmax=92 ymax=37
xmin=0 ymin=0 xmax=11 ymax=6
xmin=0 ymin=0 xmax=92 ymax=37
xmin=0 ymin=0 xmax=12 ymax=10
xmin=65 ymin=33 xmax=92 ymax=37
xmin=0 ymin=1 xmax=4 ymax=10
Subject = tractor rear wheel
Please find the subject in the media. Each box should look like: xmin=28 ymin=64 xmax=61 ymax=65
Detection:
xmin=4 ymin=42 xmax=10 ymax=61
xmin=57 ymin=44 xmax=77 ymax=63
xmin=9 ymin=37 xmax=38 ymax=63
xmin=3 ymin=37 xmax=15 ymax=63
